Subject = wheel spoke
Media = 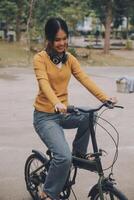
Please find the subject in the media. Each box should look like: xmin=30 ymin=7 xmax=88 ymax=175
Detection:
xmin=109 ymin=192 xmax=115 ymax=200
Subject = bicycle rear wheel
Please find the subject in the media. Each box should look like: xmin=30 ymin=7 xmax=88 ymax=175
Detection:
xmin=24 ymin=153 xmax=48 ymax=200
xmin=89 ymin=186 xmax=128 ymax=200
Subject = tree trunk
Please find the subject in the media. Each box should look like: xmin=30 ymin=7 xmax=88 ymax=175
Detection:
xmin=126 ymin=16 xmax=129 ymax=40
xmin=27 ymin=0 xmax=34 ymax=63
xmin=16 ymin=0 xmax=23 ymax=42
xmin=104 ymin=1 xmax=113 ymax=54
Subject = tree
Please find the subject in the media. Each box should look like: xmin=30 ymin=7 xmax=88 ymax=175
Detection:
xmin=60 ymin=0 xmax=89 ymax=32
xmin=89 ymin=0 xmax=134 ymax=53
xmin=12 ymin=0 xmax=29 ymax=41
xmin=15 ymin=0 xmax=24 ymax=41
xmin=33 ymin=0 xmax=88 ymax=35
xmin=114 ymin=0 xmax=134 ymax=38
xmin=0 ymin=0 xmax=28 ymax=41
xmin=89 ymin=0 xmax=113 ymax=54
xmin=0 ymin=0 xmax=17 ymax=37
xmin=26 ymin=0 xmax=35 ymax=63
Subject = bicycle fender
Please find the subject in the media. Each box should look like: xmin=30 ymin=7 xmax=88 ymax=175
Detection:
xmin=32 ymin=149 xmax=49 ymax=165
xmin=88 ymin=184 xmax=98 ymax=197
xmin=88 ymin=180 xmax=114 ymax=197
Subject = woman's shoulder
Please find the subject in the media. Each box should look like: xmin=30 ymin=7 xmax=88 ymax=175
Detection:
xmin=34 ymin=50 xmax=48 ymax=61
xmin=66 ymin=51 xmax=79 ymax=64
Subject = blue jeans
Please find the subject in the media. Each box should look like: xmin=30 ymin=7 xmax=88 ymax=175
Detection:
xmin=33 ymin=109 xmax=91 ymax=199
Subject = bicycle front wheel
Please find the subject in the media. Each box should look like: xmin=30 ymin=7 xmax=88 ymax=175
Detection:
xmin=90 ymin=186 xmax=128 ymax=200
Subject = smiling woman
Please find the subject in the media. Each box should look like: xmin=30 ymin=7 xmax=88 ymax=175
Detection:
xmin=45 ymin=18 xmax=69 ymax=65
xmin=53 ymin=29 xmax=68 ymax=53
xmin=32 ymin=17 xmax=117 ymax=200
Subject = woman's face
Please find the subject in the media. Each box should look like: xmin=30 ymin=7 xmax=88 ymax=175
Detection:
xmin=53 ymin=29 xmax=68 ymax=53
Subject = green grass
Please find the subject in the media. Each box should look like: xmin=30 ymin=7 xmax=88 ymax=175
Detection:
xmin=0 ymin=41 xmax=134 ymax=67
xmin=0 ymin=41 xmax=34 ymax=67
xmin=76 ymin=48 xmax=134 ymax=67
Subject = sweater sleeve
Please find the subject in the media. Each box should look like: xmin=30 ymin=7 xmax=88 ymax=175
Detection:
xmin=33 ymin=53 xmax=60 ymax=106
xmin=70 ymin=55 xmax=109 ymax=102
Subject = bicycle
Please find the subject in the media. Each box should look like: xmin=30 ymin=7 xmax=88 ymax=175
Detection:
xmin=24 ymin=101 xmax=128 ymax=200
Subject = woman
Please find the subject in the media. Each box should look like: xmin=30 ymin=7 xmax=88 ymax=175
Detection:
xmin=33 ymin=17 xmax=117 ymax=200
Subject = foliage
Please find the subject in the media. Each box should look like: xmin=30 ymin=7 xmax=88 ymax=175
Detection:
xmin=0 ymin=0 xmax=134 ymax=48
xmin=68 ymin=47 xmax=77 ymax=57
xmin=125 ymin=39 xmax=133 ymax=50
xmin=0 ymin=1 xmax=17 ymax=23
xmin=89 ymin=0 xmax=134 ymax=27
xmin=113 ymin=0 xmax=134 ymax=28
xmin=33 ymin=0 xmax=89 ymax=34
xmin=60 ymin=1 xmax=89 ymax=30
xmin=88 ymin=0 xmax=134 ymax=53
xmin=1 ymin=0 xmax=134 ymax=32
xmin=0 ymin=0 xmax=29 ymax=41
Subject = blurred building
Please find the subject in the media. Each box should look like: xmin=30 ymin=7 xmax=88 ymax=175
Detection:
xmin=0 ymin=21 xmax=16 ymax=41
xmin=76 ymin=17 xmax=93 ymax=35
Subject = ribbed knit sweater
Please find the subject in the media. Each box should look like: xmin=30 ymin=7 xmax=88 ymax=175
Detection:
xmin=33 ymin=51 xmax=108 ymax=112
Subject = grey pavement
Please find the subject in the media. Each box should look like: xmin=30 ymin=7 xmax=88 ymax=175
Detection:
xmin=0 ymin=66 xmax=134 ymax=200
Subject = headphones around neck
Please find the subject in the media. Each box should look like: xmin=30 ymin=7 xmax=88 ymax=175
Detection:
xmin=46 ymin=48 xmax=68 ymax=65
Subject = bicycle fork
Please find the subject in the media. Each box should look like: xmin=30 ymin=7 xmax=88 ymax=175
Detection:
xmin=89 ymin=113 xmax=105 ymax=200
xmin=98 ymin=176 xmax=105 ymax=200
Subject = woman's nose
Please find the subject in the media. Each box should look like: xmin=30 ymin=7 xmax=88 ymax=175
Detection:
xmin=59 ymin=39 xmax=65 ymax=45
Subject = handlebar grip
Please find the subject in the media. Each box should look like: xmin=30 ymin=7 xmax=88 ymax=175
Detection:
xmin=104 ymin=101 xmax=124 ymax=109
xmin=67 ymin=105 xmax=75 ymax=113
xmin=104 ymin=100 xmax=114 ymax=109
xmin=67 ymin=105 xmax=81 ymax=115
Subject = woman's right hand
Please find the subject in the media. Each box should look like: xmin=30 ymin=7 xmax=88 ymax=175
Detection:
xmin=108 ymin=97 xmax=118 ymax=104
xmin=54 ymin=103 xmax=67 ymax=113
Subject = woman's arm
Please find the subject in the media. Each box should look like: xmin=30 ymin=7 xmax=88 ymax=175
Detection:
xmin=70 ymin=55 xmax=111 ymax=102
xmin=33 ymin=54 xmax=60 ymax=106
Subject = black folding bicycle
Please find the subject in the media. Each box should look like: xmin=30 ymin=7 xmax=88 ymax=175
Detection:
xmin=24 ymin=102 xmax=128 ymax=200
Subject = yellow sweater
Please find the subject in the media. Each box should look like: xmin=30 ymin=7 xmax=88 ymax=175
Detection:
xmin=33 ymin=51 xmax=108 ymax=112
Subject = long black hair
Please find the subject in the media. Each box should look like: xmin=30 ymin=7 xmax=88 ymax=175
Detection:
xmin=45 ymin=17 xmax=69 ymax=42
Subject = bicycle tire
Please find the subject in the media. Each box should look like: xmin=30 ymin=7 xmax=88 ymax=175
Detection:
xmin=24 ymin=153 xmax=48 ymax=200
xmin=89 ymin=186 xmax=128 ymax=200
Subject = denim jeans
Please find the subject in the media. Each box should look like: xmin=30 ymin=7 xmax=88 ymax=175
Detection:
xmin=33 ymin=109 xmax=91 ymax=199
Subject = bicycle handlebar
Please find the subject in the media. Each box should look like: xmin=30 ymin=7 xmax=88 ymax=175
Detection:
xmin=67 ymin=101 xmax=124 ymax=114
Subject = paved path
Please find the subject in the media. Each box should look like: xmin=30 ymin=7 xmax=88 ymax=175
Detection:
xmin=0 ymin=66 xmax=134 ymax=200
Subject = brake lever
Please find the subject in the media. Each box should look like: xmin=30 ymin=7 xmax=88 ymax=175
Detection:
xmin=99 ymin=149 xmax=108 ymax=157
xmin=104 ymin=101 xmax=114 ymax=109
xmin=114 ymin=105 xmax=124 ymax=109
xmin=104 ymin=101 xmax=124 ymax=109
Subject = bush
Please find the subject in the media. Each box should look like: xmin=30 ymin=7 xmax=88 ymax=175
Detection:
xmin=125 ymin=39 xmax=133 ymax=50
xmin=68 ymin=47 xmax=77 ymax=57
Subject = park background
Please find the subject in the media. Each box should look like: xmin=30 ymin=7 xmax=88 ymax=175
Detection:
xmin=0 ymin=1 xmax=134 ymax=200
xmin=0 ymin=0 xmax=134 ymax=66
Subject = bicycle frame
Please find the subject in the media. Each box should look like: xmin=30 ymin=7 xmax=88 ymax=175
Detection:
xmin=73 ymin=111 xmax=107 ymax=200
xmin=31 ymin=111 xmax=113 ymax=200
xmin=25 ymin=102 xmax=127 ymax=200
